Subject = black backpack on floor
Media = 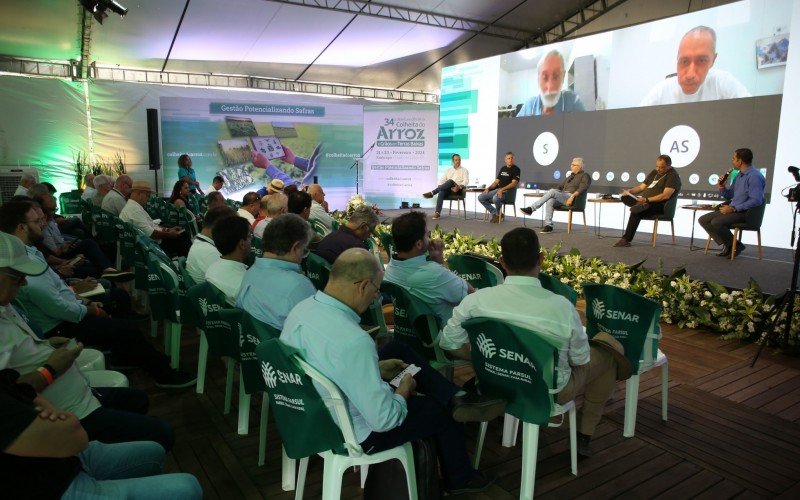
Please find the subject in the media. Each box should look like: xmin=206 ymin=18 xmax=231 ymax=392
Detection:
xmin=363 ymin=437 xmax=442 ymax=500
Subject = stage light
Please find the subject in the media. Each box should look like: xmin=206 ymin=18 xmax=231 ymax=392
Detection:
xmin=79 ymin=0 xmax=128 ymax=25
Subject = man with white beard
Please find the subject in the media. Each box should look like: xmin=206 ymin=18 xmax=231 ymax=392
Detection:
xmin=516 ymin=50 xmax=585 ymax=116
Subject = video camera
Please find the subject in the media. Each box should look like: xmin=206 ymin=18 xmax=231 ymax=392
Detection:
xmin=788 ymin=166 xmax=800 ymax=202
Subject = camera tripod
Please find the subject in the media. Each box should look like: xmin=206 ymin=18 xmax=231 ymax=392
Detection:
xmin=751 ymin=203 xmax=800 ymax=367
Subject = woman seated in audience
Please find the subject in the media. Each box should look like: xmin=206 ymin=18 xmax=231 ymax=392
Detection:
xmin=169 ymin=180 xmax=199 ymax=215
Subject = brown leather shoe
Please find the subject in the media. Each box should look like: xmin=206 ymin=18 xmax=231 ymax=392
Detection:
xmin=422 ymin=192 xmax=433 ymax=199
xmin=489 ymin=215 xmax=500 ymax=223
xmin=613 ymin=238 xmax=631 ymax=247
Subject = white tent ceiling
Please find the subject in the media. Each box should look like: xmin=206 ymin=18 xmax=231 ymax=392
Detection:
xmin=0 ymin=0 xmax=609 ymax=92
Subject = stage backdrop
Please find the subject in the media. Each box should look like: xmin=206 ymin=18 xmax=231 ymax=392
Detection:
xmin=363 ymin=104 xmax=439 ymax=209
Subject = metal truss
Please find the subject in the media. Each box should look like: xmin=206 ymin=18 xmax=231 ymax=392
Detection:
xmin=525 ymin=0 xmax=629 ymax=46
xmin=265 ymin=0 xmax=536 ymax=42
xmin=0 ymin=56 xmax=438 ymax=103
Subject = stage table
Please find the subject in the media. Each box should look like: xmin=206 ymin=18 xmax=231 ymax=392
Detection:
xmin=681 ymin=204 xmax=717 ymax=251
xmin=588 ymin=197 xmax=626 ymax=238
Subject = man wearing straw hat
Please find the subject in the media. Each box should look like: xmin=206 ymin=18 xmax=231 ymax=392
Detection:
xmin=120 ymin=181 xmax=190 ymax=257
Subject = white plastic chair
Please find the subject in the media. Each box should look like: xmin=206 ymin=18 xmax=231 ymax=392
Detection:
xmin=76 ymin=348 xmax=106 ymax=372
xmin=158 ymin=260 xmax=183 ymax=370
xmin=84 ymin=369 xmax=129 ymax=388
xmin=623 ymin=342 xmax=668 ymax=438
xmin=293 ymin=356 xmax=418 ymax=500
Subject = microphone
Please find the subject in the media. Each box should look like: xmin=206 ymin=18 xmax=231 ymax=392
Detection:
xmin=718 ymin=168 xmax=733 ymax=186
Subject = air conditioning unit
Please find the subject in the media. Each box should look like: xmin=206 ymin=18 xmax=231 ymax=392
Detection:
xmin=0 ymin=168 xmax=40 ymax=204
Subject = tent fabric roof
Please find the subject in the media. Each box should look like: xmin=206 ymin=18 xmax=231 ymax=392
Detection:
xmin=0 ymin=0 xmax=602 ymax=92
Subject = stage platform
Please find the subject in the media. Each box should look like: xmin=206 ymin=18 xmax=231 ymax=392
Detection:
xmin=377 ymin=208 xmax=797 ymax=296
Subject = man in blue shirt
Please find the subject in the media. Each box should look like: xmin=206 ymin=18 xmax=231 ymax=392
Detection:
xmin=281 ymin=248 xmax=503 ymax=494
xmin=237 ymin=214 xmax=317 ymax=329
xmin=699 ymin=148 xmax=766 ymax=258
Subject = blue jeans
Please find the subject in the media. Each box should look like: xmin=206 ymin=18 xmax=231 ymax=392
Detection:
xmin=477 ymin=188 xmax=506 ymax=216
xmin=62 ymin=441 xmax=202 ymax=499
xmin=432 ymin=179 xmax=458 ymax=214
xmin=529 ymin=189 xmax=571 ymax=226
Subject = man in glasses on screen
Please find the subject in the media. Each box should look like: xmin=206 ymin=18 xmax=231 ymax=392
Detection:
xmin=516 ymin=50 xmax=586 ymax=117
xmin=640 ymin=25 xmax=750 ymax=106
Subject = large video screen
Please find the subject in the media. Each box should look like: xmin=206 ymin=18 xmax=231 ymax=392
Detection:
xmin=441 ymin=0 xmax=793 ymax=200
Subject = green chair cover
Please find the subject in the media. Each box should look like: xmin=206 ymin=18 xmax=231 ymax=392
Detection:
xmin=304 ymin=252 xmax=331 ymax=290
xmin=59 ymin=190 xmax=82 ymax=215
xmin=582 ymin=283 xmax=661 ymax=373
xmin=446 ymin=254 xmax=502 ymax=289
xmin=256 ymin=339 xmax=346 ymax=459
xmin=538 ymin=272 xmax=578 ymax=305
xmin=463 ymin=318 xmax=561 ymax=424
xmin=186 ymin=281 xmax=230 ymax=332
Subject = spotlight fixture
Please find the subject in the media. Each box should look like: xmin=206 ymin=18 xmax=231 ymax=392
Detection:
xmin=79 ymin=0 xmax=128 ymax=24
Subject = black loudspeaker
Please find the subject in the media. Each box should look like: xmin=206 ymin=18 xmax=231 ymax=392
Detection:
xmin=313 ymin=175 xmax=318 ymax=184
xmin=146 ymin=108 xmax=161 ymax=171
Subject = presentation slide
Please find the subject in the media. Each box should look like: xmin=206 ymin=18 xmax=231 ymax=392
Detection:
xmin=441 ymin=0 xmax=793 ymax=200
xmin=160 ymin=96 xmax=363 ymax=208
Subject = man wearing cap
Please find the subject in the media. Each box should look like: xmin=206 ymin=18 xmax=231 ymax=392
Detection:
xmin=0 ymin=231 xmax=178 ymax=452
xmin=1 ymin=199 xmax=196 ymax=389
xmin=236 ymin=192 xmax=260 ymax=224
xmin=439 ymin=227 xmax=622 ymax=457
xmin=120 ymin=180 xmax=190 ymax=257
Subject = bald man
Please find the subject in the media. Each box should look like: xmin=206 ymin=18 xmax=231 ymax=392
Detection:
xmin=640 ymin=25 xmax=750 ymax=106
xmin=101 ymin=175 xmax=132 ymax=216
xmin=280 ymin=248 xmax=502 ymax=494
xmin=307 ymin=184 xmax=335 ymax=232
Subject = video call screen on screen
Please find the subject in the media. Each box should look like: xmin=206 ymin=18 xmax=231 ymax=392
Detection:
xmin=442 ymin=0 xmax=792 ymax=199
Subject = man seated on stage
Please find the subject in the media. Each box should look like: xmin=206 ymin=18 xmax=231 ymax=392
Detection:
xmin=206 ymin=215 xmax=251 ymax=304
xmin=236 ymin=192 xmax=260 ymax=224
xmin=384 ymin=211 xmax=472 ymax=323
xmin=478 ymin=152 xmax=520 ymax=223
xmin=423 ymin=153 xmax=469 ymax=221
xmin=101 ymin=174 xmax=132 ymax=217
xmin=0 ymin=372 xmax=202 ymax=498
xmin=253 ymin=193 xmax=287 ymax=239
xmin=91 ymin=176 xmax=114 ymax=208
xmin=315 ymin=205 xmax=379 ymax=265
xmin=0 ymin=231 xmax=177 ymax=452
xmin=614 ymin=154 xmax=681 ymax=248
xmin=281 ymin=248 xmax=503 ymax=494
xmin=1 ymin=201 xmax=196 ymax=390
xmin=520 ymin=157 xmax=591 ymax=233
xmin=119 ymin=181 xmax=191 ymax=257
xmin=237 ymin=214 xmax=316 ymax=329
xmin=440 ymin=227 xmax=620 ymax=457
xmin=699 ymin=148 xmax=765 ymax=258
xmin=186 ymin=207 xmax=235 ymax=284
xmin=307 ymin=184 xmax=335 ymax=232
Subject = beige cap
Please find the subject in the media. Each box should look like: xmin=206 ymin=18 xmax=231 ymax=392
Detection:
xmin=268 ymin=179 xmax=285 ymax=192
xmin=589 ymin=332 xmax=634 ymax=380
xmin=130 ymin=180 xmax=155 ymax=193
xmin=0 ymin=232 xmax=48 ymax=276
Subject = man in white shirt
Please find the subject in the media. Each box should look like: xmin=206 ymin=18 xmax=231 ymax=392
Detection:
xmin=206 ymin=215 xmax=251 ymax=303
xmin=101 ymin=175 xmax=132 ymax=216
xmin=253 ymin=193 xmax=287 ymax=239
xmin=439 ymin=227 xmax=619 ymax=457
xmin=423 ymin=154 xmax=469 ymax=220
xmin=640 ymin=25 xmax=750 ymax=106
xmin=80 ymin=173 xmax=96 ymax=201
xmin=236 ymin=192 xmax=260 ymax=224
xmin=185 ymin=206 xmax=235 ymax=284
xmin=307 ymin=184 xmax=335 ymax=232
xmin=92 ymin=175 xmax=114 ymax=208
xmin=14 ymin=174 xmax=36 ymax=197
xmin=119 ymin=181 xmax=189 ymax=257
xmin=207 ymin=175 xmax=224 ymax=193
xmin=0 ymin=231 xmax=176 ymax=451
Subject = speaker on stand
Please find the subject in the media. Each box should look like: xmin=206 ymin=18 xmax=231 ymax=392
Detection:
xmin=146 ymin=108 xmax=161 ymax=194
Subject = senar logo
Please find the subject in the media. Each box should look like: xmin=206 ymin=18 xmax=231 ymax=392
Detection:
xmin=262 ymin=361 xmax=277 ymax=389
xmin=475 ymin=333 xmax=496 ymax=359
xmin=592 ymin=298 xmax=605 ymax=319
xmin=592 ymin=298 xmax=640 ymax=323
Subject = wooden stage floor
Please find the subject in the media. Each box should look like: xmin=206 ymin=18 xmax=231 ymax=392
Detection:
xmin=129 ymin=310 xmax=800 ymax=499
